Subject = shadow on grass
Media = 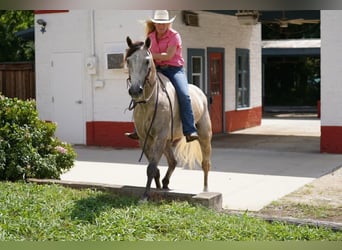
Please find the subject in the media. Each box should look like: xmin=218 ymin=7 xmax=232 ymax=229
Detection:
xmin=70 ymin=192 xmax=139 ymax=223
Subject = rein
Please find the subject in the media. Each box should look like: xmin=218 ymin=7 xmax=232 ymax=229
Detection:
xmin=157 ymin=73 xmax=174 ymax=143
xmin=127 ymin=70 xmax=174 ymax=162
xmin=126 ymin=45 xmax=174 ymax=162
xmin=138 ymin=78 xmax=160 ymax=162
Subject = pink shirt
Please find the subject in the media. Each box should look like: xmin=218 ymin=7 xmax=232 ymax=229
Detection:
xmin=148 ymin=28 xmax=185 ymax=67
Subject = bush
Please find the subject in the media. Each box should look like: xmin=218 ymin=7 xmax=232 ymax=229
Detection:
xmin=0 ymin=95 xmax=77 ymax=181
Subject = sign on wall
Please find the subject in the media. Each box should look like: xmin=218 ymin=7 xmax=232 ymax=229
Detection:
xmin=106 ymin=53 xmax=124 ymax=69
xmin=105 ymin=42 xmax=126 ymax=70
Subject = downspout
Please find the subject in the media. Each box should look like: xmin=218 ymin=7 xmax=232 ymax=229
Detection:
xmin=89 ymin=9 xmax=96 ymax=144
xmin=90 ymin=9 xmax=95 ymax=56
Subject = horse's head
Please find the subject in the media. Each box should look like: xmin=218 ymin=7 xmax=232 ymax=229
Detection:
xmin=125 ymin=36 xmax=154 ymax=99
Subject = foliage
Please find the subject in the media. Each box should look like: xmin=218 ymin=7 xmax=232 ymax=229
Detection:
xmin=0 ymin=10 xmax=34 ymax=62
xmin=262 ymin=23 xmax=320 ymax=40
xmin=0 ymin=182 xmax=341 ymax=241
xmin=264 ymin=56 xmax=320 ymax=106
xmin=0 ymin=95 xmax=77 ymax=181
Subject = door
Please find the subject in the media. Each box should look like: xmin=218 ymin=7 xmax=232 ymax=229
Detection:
xmin=51 ymin=52 xmax=85 ymax=144
xmin=208 ymin=51 xmax=224 ymax=133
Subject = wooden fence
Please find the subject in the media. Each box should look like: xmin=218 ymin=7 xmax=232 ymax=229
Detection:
xmin=0 ymin=62 xmax=35 ymax=100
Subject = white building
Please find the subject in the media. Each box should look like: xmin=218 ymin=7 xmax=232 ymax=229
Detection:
xmin=34 ymin=10 xmax=262 ymax=148
xmin=34 ymin=10 xmax=342 ymax=153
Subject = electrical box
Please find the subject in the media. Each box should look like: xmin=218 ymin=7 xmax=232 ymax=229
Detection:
xmin=86 ymin=56 xmax=97 ymax=75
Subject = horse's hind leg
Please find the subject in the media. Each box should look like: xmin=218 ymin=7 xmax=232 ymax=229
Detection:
xmin=197 ymin=120 xmax=212 ymax=192
xmin=200 ymin=142 xmax=211 ymax=192
xmin=162 ymin=141 xmax=177 ymax=189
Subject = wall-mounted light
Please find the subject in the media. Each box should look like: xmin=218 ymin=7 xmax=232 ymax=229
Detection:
xmin=36 ymin=19 xmax=47 ymax=33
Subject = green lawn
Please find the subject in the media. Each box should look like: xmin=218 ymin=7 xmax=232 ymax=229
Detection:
xmin=0 ymin=182 xmax=341 ymax=241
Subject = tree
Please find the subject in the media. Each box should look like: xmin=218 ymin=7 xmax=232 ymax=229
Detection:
xmin=0 ymin=10 xmax=34 ymax=62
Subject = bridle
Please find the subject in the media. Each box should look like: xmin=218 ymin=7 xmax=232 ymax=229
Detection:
xmin=126 ymin=68 xmax=158 ymax=110
xmin=126 ymin=51 xmax=156 ymax=110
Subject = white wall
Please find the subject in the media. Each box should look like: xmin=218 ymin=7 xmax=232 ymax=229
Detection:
xmin=35 ymin=10 xmax=92 ymax=122
xmin=321 ymin=10 xmax=342 ymax=126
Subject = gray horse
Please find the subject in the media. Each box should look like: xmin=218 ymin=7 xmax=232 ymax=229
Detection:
xmin=125 ymin=36 xmax=212 ymax=200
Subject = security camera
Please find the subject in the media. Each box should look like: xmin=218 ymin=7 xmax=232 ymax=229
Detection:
xmin=36 ymin=19 xmax=47 ymax=26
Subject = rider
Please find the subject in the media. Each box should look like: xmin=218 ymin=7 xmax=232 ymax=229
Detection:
xmin=125 ymin=10 xmax=199 ymax=143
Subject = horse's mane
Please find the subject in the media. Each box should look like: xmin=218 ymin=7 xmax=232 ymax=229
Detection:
xmin=125 ymin=41 xmax=144 ymax=59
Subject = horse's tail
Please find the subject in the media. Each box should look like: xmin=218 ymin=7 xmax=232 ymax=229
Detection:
xmin=173 ymin=137 xmax=202 ymax=169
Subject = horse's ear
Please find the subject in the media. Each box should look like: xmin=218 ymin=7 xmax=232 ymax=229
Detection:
xmin=126 ymin=36 xmax=133 ymax=48
xmin=144 ymin=37 xmax=151 ymax=49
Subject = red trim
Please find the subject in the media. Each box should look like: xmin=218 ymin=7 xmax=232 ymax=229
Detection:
xmin=317 ymin=100 xmax=321 ymax=118
xmin=86 ymin=121 xmax=139 ymax=148
xmin=321 ymin=126 xmax=342 ymax=153
xmin=34 ymin=10 xmax=69 ymax=14
xmin=225 ymin=106 xmax=262 ymax=132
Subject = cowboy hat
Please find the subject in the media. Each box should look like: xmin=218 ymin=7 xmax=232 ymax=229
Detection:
xmin=151 ymin=10 xmax=176 ymax=24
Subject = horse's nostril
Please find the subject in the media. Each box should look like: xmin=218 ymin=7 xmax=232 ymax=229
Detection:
xmin=129 ymin=85 xmax=143 ymax=97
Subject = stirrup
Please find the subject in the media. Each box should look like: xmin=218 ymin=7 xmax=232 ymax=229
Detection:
xmin=125 ymin=132 xmax=139 ymax=140
xmin=185 ymin=132 xmax=199 ymax=142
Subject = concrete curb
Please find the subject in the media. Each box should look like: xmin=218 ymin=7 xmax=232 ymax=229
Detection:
xmin=259 ymin=214 xmax=342 ymax=232
xmin=26 ymin=178 xmax=222 ymax=211
xmin=224 ymin=211 xmax=342 ymax=232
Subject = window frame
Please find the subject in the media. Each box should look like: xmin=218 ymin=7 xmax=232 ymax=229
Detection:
xmin=236 ymin=48 xmax=250 ymax=109
xmin=187 ymin=48 xmax=206 ymax=94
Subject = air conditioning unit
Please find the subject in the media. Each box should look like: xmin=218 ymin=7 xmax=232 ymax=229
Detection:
xmin=182 ymin=11 xmax=199 ymax=27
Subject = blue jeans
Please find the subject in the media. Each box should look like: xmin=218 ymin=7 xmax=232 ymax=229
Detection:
xmin=157 ymin=65 xmax=197 ymax=135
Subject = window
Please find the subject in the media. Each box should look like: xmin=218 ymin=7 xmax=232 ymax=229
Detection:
xmin=191 ymin=56 xmax=203 ymax=89
xmin=236 ymin=48 xmax=250 ymax=108
xmin=187 ymin=49 xmax=205 ymax=93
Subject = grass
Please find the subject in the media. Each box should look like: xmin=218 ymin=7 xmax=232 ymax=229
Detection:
xmin=0 ymin=182 xmax=341 ymax=241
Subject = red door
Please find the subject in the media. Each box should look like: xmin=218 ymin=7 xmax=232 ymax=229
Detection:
xmin=209 ymin=52 xmax=223 ymax=134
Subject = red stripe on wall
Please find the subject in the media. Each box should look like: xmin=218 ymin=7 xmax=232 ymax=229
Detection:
xmin=321 ymin=126 xmax=342 ymax=153
xmin=86 ymin=121 xmax=139 ymax=148
xmin=34 ymin=10 xmax=69 ymax=14
xmin=225 ymin=106 xmax=262 ymax=132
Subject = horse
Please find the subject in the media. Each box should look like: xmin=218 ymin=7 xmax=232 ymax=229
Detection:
xmin=125 ymin=36 xmax=212 ymax=200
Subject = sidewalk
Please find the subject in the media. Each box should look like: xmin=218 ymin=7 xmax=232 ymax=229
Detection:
xmin=61 ymin=117 xmax=342 ymax=211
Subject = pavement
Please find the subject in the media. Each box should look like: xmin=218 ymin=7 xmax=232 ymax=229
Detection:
xmin=61 ymin=115 xmax=342 ymax=211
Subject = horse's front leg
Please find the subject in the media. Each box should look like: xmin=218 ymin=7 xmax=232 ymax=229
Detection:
xmin=139 ymin=126 xmax=168 ymax=200
xmin=143 ymin=160 xmax=160 ymax=200
xmin=162 ymin=141 xmax=177 ymax=189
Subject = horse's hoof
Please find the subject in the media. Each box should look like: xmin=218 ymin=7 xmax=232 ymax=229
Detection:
xmin=138 ymin=196 xmax=148 ymax=204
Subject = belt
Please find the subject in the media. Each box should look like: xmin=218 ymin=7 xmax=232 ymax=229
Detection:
xmin=157 ymin=65 xmax=182 ymax=70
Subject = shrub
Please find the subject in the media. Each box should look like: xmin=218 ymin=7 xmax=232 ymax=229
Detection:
xmin=0 ymin=95 xmax=77 ymax=181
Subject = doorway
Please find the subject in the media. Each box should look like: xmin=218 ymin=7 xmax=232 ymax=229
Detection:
xmin=208 ymin=49 xmax=224 ymax=134
xmin=51 ymin=52 xmax=85 ymax=144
